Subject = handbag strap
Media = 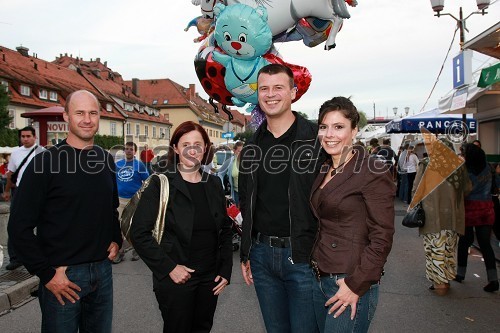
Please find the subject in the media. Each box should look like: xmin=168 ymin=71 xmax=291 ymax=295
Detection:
xmin=11 ymin=145 xmax=38 ymax=178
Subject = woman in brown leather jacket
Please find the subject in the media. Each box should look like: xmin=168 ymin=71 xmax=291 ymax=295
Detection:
xmin=310 ymin=97 xmax=395 ymax=333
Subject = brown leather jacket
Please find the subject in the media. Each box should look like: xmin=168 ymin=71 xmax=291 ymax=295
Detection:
xmin=310 ymin=147 xmax=396 ymax=296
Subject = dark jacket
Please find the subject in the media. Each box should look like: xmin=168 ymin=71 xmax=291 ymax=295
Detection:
xmin=130 ymin=165 xmax=233 ymax=283
xmin=239 ymin=113 xmax=324 ymax=263
xmin=310 ymin=146 xmax=395 ymax=296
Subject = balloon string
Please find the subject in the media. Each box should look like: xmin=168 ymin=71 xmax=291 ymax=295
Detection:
xmin=230 ymin=58 xmax=260 ymax=83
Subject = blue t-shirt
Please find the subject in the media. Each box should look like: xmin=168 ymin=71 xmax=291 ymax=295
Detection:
xmin=116 ymin=159 xmax=150 ymax=199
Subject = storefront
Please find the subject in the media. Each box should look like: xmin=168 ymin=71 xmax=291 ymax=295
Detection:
xmin=438 ymin=22 xmax=500 ymax=161
xmin=21 ymin=106 xmax=67 ymax=147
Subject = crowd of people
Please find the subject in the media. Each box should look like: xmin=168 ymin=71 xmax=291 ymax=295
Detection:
xmin=1 ymin=63 xmax=498 ymax=332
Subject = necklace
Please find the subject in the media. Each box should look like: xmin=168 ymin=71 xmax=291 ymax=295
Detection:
xmin=330 ymin=150 xmax=357 ymax=177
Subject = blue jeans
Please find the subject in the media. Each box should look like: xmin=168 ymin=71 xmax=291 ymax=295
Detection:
xmin=38 ymin=259 xmax=113 ymax=333
xmin=250 ymin=240 xmax=318 ymax=333
xmin=312 ymin=273 xmax=379 ymax=333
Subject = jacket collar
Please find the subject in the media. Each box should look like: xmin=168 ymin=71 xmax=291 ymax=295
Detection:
xmin=250 ymin=111 xmax=317 ymax=144
xmin=310 ymin=145 xmax=368 ymax=208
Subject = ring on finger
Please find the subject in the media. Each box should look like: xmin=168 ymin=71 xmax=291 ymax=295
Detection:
xmin=342 ymin=304 xmax=348 ymax=308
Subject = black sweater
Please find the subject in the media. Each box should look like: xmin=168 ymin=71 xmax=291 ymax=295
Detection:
xmin=8 ymin=141 xmax=122 ymax=285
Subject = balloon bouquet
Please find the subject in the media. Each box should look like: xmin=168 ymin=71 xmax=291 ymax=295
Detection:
xmin=187 ymin=0 xmax=358 ymax=127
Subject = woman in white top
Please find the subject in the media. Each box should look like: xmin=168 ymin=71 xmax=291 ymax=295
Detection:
xmin=405 ymin=145 xmax=420 ymax=204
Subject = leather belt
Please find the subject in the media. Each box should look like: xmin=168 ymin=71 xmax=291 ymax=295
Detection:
xmin=311 ymin=260 xmax=337 ymax=281
xmin=256 ymin=233 xmax=291 ymax=248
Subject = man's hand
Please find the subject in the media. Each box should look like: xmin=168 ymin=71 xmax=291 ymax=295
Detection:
xmin=2 ymin=192 xmax=10 ymax=202
xmin=107 ymin=242 xmax=119 ymax=261
xmin=169 ymin=265 xmax=195 ymax=284
xmin=213 ymin=275 xmax=228 ymax=295
xmin=45 ymin=266 xmax=81 ymax=305
xmin=241 ymin=261 xmax=253 ymax=286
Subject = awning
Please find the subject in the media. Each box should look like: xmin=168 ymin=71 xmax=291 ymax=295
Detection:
xmin=385 ymin=108 xmax=476 ymax=134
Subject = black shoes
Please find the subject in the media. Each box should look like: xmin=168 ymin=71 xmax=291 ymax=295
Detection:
xmin=5 ymin=261 xmax=23 ymax=270
xmin=454 ymin=275 xmax=464 ymax=283
xmin=483 ymin=281 xmax=499 ymax=293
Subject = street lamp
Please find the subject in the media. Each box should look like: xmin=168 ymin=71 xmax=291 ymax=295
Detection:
xmin=429 ymin=0 xmax=490 ymax=50
xmin=393 ymin=107 xmax=411 ymax=118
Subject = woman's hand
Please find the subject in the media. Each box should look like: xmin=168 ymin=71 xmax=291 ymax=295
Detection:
xmin=169 ymin=265 xmax=195 ymax=284
xmin=213 ymin=275 xmax=228 ymax=295
xmin=325 ymin=278 xmax=359 ymax=320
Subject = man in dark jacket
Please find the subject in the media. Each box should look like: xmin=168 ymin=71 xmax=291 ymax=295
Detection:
xmin=239 ymin=64 xmax=323 ymax=332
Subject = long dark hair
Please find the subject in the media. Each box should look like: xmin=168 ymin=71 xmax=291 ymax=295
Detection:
xmin=464 ymin=143 xmax=487 ymax=175
xmin=166 ymin=121 xmax=211 ymax=165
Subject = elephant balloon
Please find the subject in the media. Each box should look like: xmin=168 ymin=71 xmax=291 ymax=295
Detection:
xmin=192 ymin=0 xmax=358 ymax=50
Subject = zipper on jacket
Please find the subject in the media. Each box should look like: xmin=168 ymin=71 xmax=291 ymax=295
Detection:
xmin=287 ymin=137 xmax=316 ymax=264
xmin=247 ymin=164 xmax=255 ymax=260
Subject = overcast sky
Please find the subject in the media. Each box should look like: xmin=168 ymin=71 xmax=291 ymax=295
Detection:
xmin=2 ymin=0 xmax=499 ymax=119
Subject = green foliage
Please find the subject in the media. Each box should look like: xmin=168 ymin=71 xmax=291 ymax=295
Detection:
xmin=234 ymin=128 xmax=255 ymax=142
xmin=358 ymin=111 xmax=368 ymax=129
xmin=0 ymin=88 xmax=12 ymax=129
xmin=94 ymin=134 xmax=123 ymax=149
xmin=0 ymin=128 xmax=19 ymax=146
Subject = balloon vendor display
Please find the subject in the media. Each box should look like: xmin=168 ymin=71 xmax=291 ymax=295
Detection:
xmin=187 ymin=0 xmax=358 ymax=126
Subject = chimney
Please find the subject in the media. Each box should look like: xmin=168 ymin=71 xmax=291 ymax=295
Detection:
xmin=132 ymin=78 xmax=140 ymax=97
xmin=16 ymin=46 xmax=30 ymax=57
xmin=189 ymin=84 xmax=195 ymax=99
xmin=104 ymin=61 xmax=107 ymax=67
xmin=96 ymin=57 xmax=100 ymax=63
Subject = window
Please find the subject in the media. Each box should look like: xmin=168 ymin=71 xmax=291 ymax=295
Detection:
xmin=152 ymin=99 xmax=158 ymax=105
xmin=159 ymin=128 xmax=164 ymax=138
xmin=135 ymin=124 xmax=140 ymax=137
xmin=20 ymin=85 xmax=30 ymax=96
xmin=8 ymin=109 xmax=15 ymax=129
xmin=145 ymin=125 xmax=149 ymax=137
xmin=106 ymin=103 xmax=113 ymax=112
xmin=209 ymin=129 xmax=213 ymax=136
xmin=110 ymin=122 xmax=117 ymax=136
xmin=0 ymin=81 xmax=8 ymax=92
xmin=39 ymin=89 xmax=48 ymax=99
xmin=152 ymin=126 xmax=157 ymax=138
xmin=49 ymin=91 xmax=58 ymax=101
xmin=163 ymin=99 xmax=168 ymax=104
xmin=126 ymin=123 xmax=131 ymax=135
xmin=124 ymin=103 xmax=134 ymax=111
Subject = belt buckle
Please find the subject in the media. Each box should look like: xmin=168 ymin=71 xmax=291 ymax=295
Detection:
xmin=269 ymin=236 xmax=280 ymax=248
xmin=311 ymin=260 xmax=321 ymax=282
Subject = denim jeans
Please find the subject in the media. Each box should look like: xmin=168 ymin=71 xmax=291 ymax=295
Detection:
xmin=312 ymin=273 xmax=379 ymax=333
xmin=38 ymin=259 xmax=113 ymax=333
xmin=249 ymin=240 xmax=318 ymax=333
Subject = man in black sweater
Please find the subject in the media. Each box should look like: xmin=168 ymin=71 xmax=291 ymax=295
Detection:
xmin=8 ymin=90 xmax=122 ymax=333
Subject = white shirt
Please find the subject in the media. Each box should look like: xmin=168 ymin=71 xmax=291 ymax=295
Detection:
xmin=405 ymin=153 xmax=419 ymax=173
xmin=8 ymin=144 xmax=45 ymax=186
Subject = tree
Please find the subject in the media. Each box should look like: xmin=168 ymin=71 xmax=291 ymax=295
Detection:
xmin=234 ymin=128 xmax=255 ymax=143
xmin=0 ymin=87 xmax=12 ymax=129
xmin=296 ymin=111 xmax=309 ymax=120
xmin=358 ymin=111 xmax=368 ymax=129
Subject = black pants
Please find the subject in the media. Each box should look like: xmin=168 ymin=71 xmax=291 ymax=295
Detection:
xmin=407 ymin=172 xmax=416 ymax=204
xmin=458 ymin=225 xmax=496 ymax=272
xmin=7 ymin=188 xmax=18 ymax=263
xmin=154 ymin=272 xmax=218 ymax=333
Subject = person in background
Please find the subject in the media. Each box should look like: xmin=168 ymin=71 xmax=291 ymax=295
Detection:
xmin=412 ymin=138 xmax=471 ymax=295
xmin=405 ymin=145 xmax=419 ymax=205
xmin=472 ymin=139 xmax=481 ymax=148
xmin=239 ymin=64 xmax=323 ymax=333
xmin=0 ymin=153 xmax=10 ymax=195
xmin=397 ymin=143 xmax=410 ymax=203
xmin=492 ymin=163 xmax=500 ymax=243
xmin=140 ymin=144 xmax=155 ymax=174
xmin=310 ymin=97 xmax=395 ymax=333
xmin=8 ymin=90 xmax=122 ymax=332
xmin=3 ymin=126 xmax=45 ymax=270
xmin=229 ymin=141 xmax=243 ymax=205
xmin=368 ymin=138 xmax=380 ymax=154
xmin=114 ymin=141 xmax=150 ymax=264
xmin=131 ymin=121 xmax=233 ymax=332
xmin=376 ymin=138 xmax=396 ymax=177
xmin=456 ymin=144 xmax=499 ymax=292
